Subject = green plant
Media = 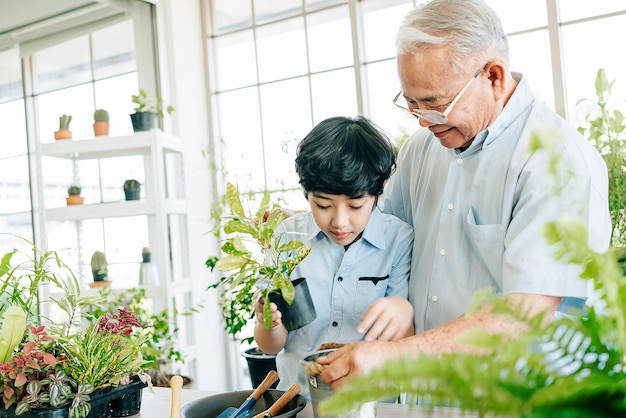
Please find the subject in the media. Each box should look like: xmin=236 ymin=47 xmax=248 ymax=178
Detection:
xmin=206 ymin=182 xmax=311 ymax=343
xmin=577 ymin=68 xmax=626 ymax=248
xmin=123 ymin=179 xmax=141 ymax=189
xmin=0 ymin=235 xmax=150 ymax=417
xmin=90 ymin=251 xmax=108 ymax=276
xmin=67 ymin=185 xmax=81 ymax=196
xmin=58 ymin=114 xmax=72 ymax=129
xmin=131 ymin=88 xmax=174 ymax=118
xmin=320 ymin=129 xmax=626 ymax=418
xmin=93 ymin=109 xmax=109 ymax=122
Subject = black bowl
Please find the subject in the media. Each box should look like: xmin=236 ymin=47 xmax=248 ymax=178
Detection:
xmin=180 ymin=389 xmax=307 ymax=418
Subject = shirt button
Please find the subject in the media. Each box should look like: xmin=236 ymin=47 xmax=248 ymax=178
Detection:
xmin=337 ymin=277 xmax=343 ymax=282
xmin=447 ymin=203 xmax=454 ymax=210
xmin=332 ymin=321 xmax=338 ymax=327
xmin=439 ymin=249 xmax=446 ymax=256
xmin=431 ymin=295 xmax=438 ymax=302
xmin=457 ymin=158 xmax=463 ymax=165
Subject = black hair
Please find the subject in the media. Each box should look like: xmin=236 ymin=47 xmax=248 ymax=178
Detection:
xmin=295 ymin=116 xmax=397 ymax=197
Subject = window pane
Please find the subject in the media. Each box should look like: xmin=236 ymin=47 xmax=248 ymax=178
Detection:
xmin=307 ymin=6 xmax=353 ymax=72
xmin=218 ymin=88 xmax=264 ymax=191
xmin=92 ymin=19 xmax=136 ymax=80
xmin=485 ymin=0 xmax=546 ymax=32
xmin=508 ymin=30 xmax=554 ymax=110
xmin=33 ymin=36 xmax=91 ymax=94
xmin=561 ymin=15 xmax=626 ymax=124
xmin=256 ymin=18 xmax=308 ymax=82
xmin=214 ymin=31 xmax=257 ymax=90
xmin=0 ymin=156 xmax=31 ymax=214
xmin=259 ymin=78 xmax=311 ymax=191
xmin=0 ymin=100 xmax=27 ymax=157
xmin=0 ymin=48 xmax=22 ymax=103
xmin=306 ymin=0 xmax=346 ymax=11
xmin=37 ymin=84 xmax=95 ymax=143
xmin=361 ymin=0 xmax=414 ymax=62
xmin=255 ymin=0 xmax=302 ymax=24
xmin=311 ymin=68 xmax=357 ymax=123
xmin=559 ymin=0 xmax=626 ymax=22
xmin=212 ymin=0 xmax=252 ymax=33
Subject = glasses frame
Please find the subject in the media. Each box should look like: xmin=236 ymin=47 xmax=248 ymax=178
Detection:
xmin=393 ymin=62 xmax=488 ymax=125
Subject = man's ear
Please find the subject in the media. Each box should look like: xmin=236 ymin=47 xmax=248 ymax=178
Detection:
xmin=486 ymin=61 xmax=508 ymax=100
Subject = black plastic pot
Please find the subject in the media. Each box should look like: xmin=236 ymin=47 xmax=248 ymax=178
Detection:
xmin=124 ymin=187 xmax=141 ymax=201
xmin=269 ymin=277 xmax=317 ymax=331
xmin=92 ymin=270 xmax=108 ymax=282
xmin=242 ymin=347 xmax=279 ymax=389
xmin=130 ymin=111 xmax=157 ymax=131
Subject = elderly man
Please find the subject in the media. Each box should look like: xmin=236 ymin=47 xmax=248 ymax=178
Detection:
xmin=318 ymin=0 xmax=611 ymax=388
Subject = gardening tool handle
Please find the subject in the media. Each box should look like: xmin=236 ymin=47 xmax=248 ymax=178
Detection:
xmin=251 ymin=384 xmax=300 ymax=418
xmin=250 ymin=370 xmax=279 ymax=401
xmin=170 ymin=375 xmax=183 ymax=418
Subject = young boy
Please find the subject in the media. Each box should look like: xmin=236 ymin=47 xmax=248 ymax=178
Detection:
xmin=254 ymin=116 xmax=414 ymax=397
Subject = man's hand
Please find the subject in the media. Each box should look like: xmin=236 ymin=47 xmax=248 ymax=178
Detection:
xmin=358 ymin=296 xmax=414 ymax=341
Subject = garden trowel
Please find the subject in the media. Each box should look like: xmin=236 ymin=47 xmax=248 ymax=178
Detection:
xmin=217 ymin=370 xmax=279 ymax=418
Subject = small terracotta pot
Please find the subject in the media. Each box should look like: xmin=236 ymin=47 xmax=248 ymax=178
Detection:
xmin=66 ymin=195 xmax=84 ymax=205
xmin=93 ymin=121 xmax=110 ymax=136
xmin=54 ymin=128 xmax=72 ymax=140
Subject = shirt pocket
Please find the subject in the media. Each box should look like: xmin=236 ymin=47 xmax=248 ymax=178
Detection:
xmin=353 ymin=275 xmax=390 ymax=317
xmin=462 ymin=207 xmax=505 ymax=290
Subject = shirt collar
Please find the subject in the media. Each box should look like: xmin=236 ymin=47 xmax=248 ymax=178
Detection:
xmin=308 ymin=205 xmax=386 ymax=250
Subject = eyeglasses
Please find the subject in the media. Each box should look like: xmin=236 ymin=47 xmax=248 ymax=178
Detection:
xmin=392 ymin=62 xmax=488 ymax=125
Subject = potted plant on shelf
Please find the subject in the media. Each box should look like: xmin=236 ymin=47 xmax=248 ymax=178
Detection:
xmin=90 ymin=250 xmax=109 ymax=284
xmin=0 ymin=234 xmax=152 ymax=418
xmin=54 ymin=114 xmax=72 ymax=140
xmin=206 ymin=182 xmax=315 ymax=387
xmin=129 ymin=88 xmax=174 ymax=132
xmin=123 ymin=179 xmax=141 ymax=201
xmin=66 ymin=185 xmax=83 ymax=205
xmin=93 ymin=108 xmax=110 ymax=137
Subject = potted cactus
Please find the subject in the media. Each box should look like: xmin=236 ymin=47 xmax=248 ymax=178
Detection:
xmin=90 ymin=250 xmax=109 ymax=283
xmin=123 ymin=179 xmax=141 ymax=201
xmin=93 ymin=108 xmax=110 ymax=137
xmin=66 ymin=185 xmax=84 ymax=205
xmin=54 ymin=114 xmax=72 ymax=140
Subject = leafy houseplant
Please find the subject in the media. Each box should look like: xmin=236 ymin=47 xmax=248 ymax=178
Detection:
xmin=577 ymin=68 xmax=626 ymax=248
xmin=66 ymin=185 xmax=83 ymax=206
xmin=123 ymin=179 xmax=141 ymax=201
xmin=206 ymin=182 xmax=313 ymax=343
xmin=0 ymin=234 xmax=151 ymax=417
xmin=54 ymin=114 xmax=72 ymax=140
xmin=90 ymin=250 xmax=109 ymax=283
xmin=319 ymin=130 xmax=626 ymax=418
xmin=93 ymin=109 xmax=110 ymax=137
xmin=130 ymin=88 xmax=174 ymax=132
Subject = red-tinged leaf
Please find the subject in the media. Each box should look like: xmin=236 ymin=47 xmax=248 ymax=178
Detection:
xmin=23 ymin=341 xmax=36 ymax=356
xmin=42 ymin=352 xmax=58 ymax=365
xmin=14 ymin=372 xmax=27 ymax=387
xmin=4 ymin=384 xmax=14 ymax=400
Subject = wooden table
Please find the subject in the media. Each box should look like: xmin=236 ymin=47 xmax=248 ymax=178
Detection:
xmin=136 ymin=387 xmax=471 ymax=417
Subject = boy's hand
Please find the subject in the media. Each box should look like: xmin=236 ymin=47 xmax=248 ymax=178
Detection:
xmin=357 ymin=296 xmax=414 ymax=341
xmin=255 ymin=296 xmax=283 ymax=329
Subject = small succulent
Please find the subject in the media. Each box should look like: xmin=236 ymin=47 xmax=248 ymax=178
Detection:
xmin=59 ymin=114 xmax=72 ymax=129
xmin=90 ymin=251 xmax=108 ymax=275
xmin=93 ymin=109 xmax=109 ymax=122
xmin=131 ymin=88 xmax=174 ymax=118
xmin=124 ymin=179 xmax=141 ymax=189
xmin=67 ymin=185 xmax=81 ymax=196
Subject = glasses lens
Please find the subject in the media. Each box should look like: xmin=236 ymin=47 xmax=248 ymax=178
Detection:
xmin=393 ymin=93 xmax=449 ymax=124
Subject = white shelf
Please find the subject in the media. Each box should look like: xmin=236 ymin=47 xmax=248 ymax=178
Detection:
xmin=45 ymin=198 xmax=187 ymax=221
xmin=39 ymin=130 xmax=182 ymax=160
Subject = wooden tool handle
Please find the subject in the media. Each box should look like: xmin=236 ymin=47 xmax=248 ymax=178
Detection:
xmin=170 ymin=375 xmax=184 ymax=418
xmin=251 ymin=384 xmax=300 ymax=418
xmin=250 ymin=370 xmax=279 ymax=401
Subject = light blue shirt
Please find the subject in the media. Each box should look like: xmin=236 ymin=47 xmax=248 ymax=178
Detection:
xmin=273 ymin=206 xmax=413 ymax=397
xmin=382 ymin=73 xmax=611 ymax=333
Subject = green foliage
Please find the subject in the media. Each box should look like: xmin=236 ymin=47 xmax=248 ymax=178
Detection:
xmin=93 ymin=109 xmax=109 ymax=122
xmin=206 ymin=182 xmax=311 ymax=342
xmin=131 ymin=88 xmax=174 ymax=118
xmin=67 ymin=185 xmax=81 ymax=196
xmin=320 ymin=129 xmax=626 ymax=417
xmin=58 ymin=114 xmax=72 ymax=129
xmin=577 ymin=68 xmax=626 ymax=247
